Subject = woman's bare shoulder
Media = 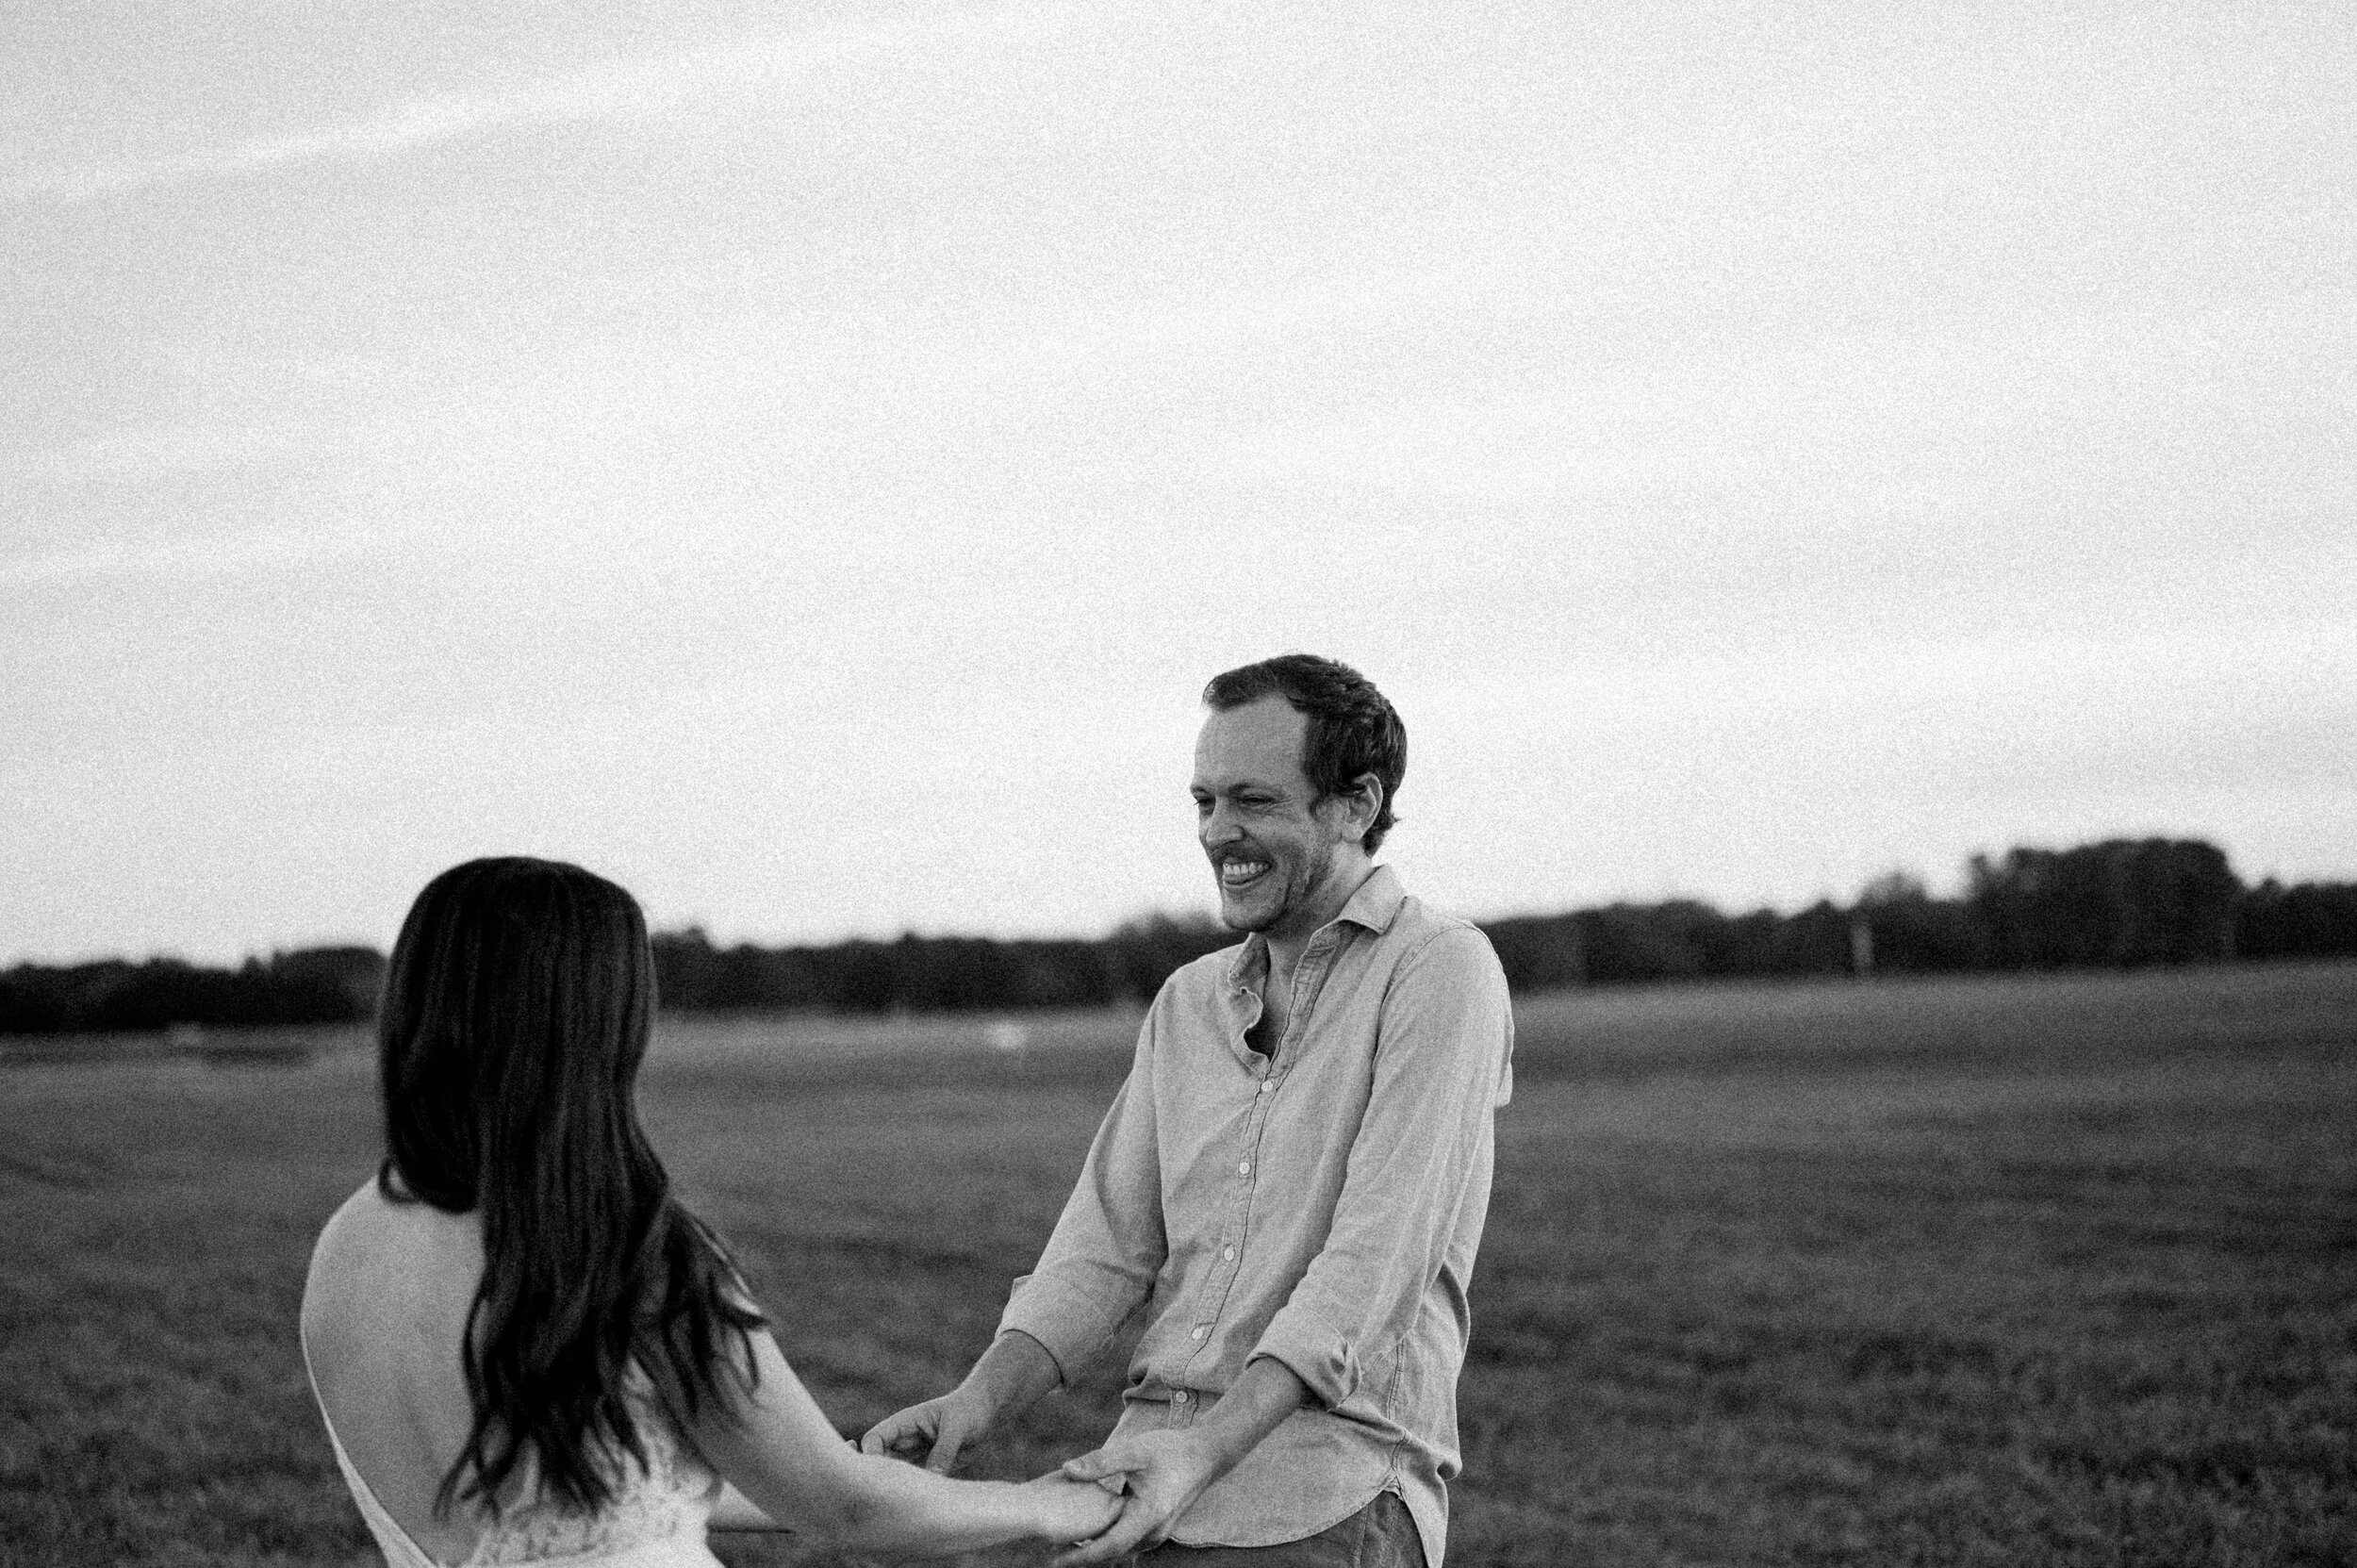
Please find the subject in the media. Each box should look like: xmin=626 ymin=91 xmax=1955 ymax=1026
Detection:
xmin=302 ymin=1180 xmax=481 ymax=1351
xmin=300 ymin=1183 xmax=493 ymax=1562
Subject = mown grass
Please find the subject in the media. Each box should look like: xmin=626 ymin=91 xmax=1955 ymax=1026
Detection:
xmin=2 ymin=964 xmax=2353 ymax=1566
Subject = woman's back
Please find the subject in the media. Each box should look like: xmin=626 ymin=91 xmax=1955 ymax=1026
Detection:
xmin=301 ymin=1181 xmax=721 ymax=1568
xmin=305 ymin=857 xmax=1118 ymax=1566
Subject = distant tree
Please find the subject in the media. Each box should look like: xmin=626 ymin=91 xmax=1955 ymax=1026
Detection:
xmin=267 ymin=946 xmax=386 ymax=1016
xmin=1477 ymin=914 xmax=1586 ymax=992
xmin=0 ymin=948 xmax=381 ymax=1035
xmin=1571 ymin=902 xmax=1711 ymax=982
xmin=13 ymin=836 xmax=2338 ymax=1037
xmin=648 ymin=927 xmax=724 ymax=1009
xmin=2117 ymin=839 xmax=2240 ymax=964
xmin=1969 ymin=839 xmax=2241 ymax=969
xmin=1103 ymin=915 xmax=1236 ymax=1002
xmin=1711 ymin=908 xmax=1787 ymax=974
xmin=1854 ymin=872 xmax=1983 ymax=973
xmin=2236 ymin=879 xmax=2357 ymax=960
xmin=1773 ymin=900 xmax=1854 ymax=976
xmin=1857 ymin=870 xmax=1929 ymax=905
xmin=1009 ymin=940 xmax=1125 ymax=1008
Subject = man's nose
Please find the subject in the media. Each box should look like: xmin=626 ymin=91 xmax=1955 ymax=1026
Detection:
xmin=1200 ymin=802 xmax=1243 ymax=845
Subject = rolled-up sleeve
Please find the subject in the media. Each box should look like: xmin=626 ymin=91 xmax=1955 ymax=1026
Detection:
xmin=1248 ymin=926 xmax=1511 ymax=1408
xmin=997 ymin=1006 xmax=1170 ymax=1384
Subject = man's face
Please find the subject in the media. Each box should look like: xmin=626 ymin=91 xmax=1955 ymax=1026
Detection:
xmin=1191 ymin=696 xmax=1357 ymax=940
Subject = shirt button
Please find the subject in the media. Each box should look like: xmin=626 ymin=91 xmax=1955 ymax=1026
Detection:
xmin=1172 ymin=1389 xmax=1189 ymax=1404
xmin=1260 ymin=1080 xmax=1276 ymax=1095
xmin=1223 ymin=1246 xmax=1236 ymax=1261
xmin=1191 ymin=1325 xmax=1208 ymax=1340
xmin=1237 ymin=1160 xmax=1251 ymax=1176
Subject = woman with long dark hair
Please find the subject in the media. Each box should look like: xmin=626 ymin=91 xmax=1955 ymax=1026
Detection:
xmin=300 ymin=858 xmax=1115 ymax=1566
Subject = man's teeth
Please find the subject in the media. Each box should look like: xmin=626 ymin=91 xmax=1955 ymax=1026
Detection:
xmin=1221 ymin=861 xmax=1270 ymax=883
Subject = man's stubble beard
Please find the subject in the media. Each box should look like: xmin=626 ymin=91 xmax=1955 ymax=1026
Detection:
xmin=1224 ymin=834 xmax=1337 ymax=935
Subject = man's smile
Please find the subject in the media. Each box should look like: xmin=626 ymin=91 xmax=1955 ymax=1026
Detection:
xmin=1219 ymin=859 xmax=1272 ymax=887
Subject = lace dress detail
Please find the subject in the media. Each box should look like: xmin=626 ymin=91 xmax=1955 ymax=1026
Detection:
xmin=468 ymin=1392 xmax=723 ymax=1566
xmin=306 ymin=1347 xmax=725 ymax=1568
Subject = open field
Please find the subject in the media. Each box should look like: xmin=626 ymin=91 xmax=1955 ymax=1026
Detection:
xmin=4 ymin=963 xmax=2354 ymax=1566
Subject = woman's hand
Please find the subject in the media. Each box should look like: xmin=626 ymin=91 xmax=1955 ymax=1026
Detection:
xmin=1022 ymin=1471 xmax=1122 ymax=1546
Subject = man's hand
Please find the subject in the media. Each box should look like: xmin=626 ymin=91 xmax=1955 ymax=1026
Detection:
xmin=1022 ymin=1471 xmax=1127 ymax=1548
xmin=1048 ymin=1429 xmax=1223 ymax=1566
xmin=858 ymin=1387 xmax=993 ymax=1474
xmin=860 ymin=1331 xmax=1063 ymax=1475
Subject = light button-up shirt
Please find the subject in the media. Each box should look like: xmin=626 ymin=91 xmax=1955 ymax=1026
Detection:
xmin=997 ymin=867 xmax=1514 ymax=1567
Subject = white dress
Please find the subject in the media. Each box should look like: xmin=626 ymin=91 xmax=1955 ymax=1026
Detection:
xmin=304 ymin=1341 xmax=727 ymax=1568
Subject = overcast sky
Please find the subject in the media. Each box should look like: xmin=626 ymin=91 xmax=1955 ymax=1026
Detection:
xmin=6 ymin=1 xmax=2352 ymax=966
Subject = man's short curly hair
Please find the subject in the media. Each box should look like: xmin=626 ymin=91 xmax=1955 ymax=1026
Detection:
xmin=1202 ymin=653 xmax=1407 ymax=853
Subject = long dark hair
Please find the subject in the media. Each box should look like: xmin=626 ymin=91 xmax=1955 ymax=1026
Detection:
xmin=376 ymin=857 xmax=764 ymax=1515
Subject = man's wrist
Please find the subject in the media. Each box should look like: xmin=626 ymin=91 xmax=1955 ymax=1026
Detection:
xmin=961 ymin=1329 xmax=1062 ymax=1424
xmin=1191 ymin=1357 xmax=1309 ymax=1476
xmin=1176 ymin=1421 xmax=1233 ymax=1481
xmin=943 ymin=1378 xmax=999 ymax=1435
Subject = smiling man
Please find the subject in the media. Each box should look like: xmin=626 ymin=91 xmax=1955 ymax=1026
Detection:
xmin=864 ymin=654 xmax=1514 ymax=1567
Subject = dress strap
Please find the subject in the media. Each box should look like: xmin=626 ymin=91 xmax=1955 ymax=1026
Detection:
xmin=300 ymin=1328 xmax=453 ymax=1568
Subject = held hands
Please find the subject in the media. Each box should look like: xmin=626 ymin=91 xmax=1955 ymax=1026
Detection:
xmin=859 ymin=1388 xmax=995 ymax=1473
xmin=862 ymin=1394 xmax=1122 ymax=1553
xmin=1024 ymin=1471 xmax=1125 ymax=1548
xmin=1048 ymin=1429 xmax=1223 ymax=1566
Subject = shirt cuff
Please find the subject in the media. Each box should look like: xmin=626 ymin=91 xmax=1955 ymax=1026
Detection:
xmin=995 ymin=1273 xmax=1127 ymax=1388
xmin=1248 ymin=1301 xmax=1361 ymax=1409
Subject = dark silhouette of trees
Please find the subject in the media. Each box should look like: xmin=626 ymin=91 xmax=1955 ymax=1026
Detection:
xmin=1481 ymin=914 xmax=1588 ymax=991
xmin=1854 ymin=873 xmax=1986 ymax=973
xmin=7 ymin=841 xmax=2354 ymax=1037
xmin=0 ymin=948 xmax=383 ymax=1035
xmin=2236 ymin=879 xmax=2357 ymax=960
xmin=1103 ymin=915 xmax=1236 ymax=1002
xmin=642 ymin=919 xmax=1225 ymax=1016
xmin=1491 ymin=899 xmax=1855 ymax=985
xmin=1968 ymin=839 xmax=2242 ymax=967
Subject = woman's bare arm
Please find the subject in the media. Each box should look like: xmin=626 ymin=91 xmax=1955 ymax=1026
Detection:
xmin=691 ymin=1329 xmax=1116 ymax=1557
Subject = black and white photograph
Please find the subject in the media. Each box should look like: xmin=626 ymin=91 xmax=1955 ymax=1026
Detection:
xmin=4 ymin=4 xmax=2353 ymax=1564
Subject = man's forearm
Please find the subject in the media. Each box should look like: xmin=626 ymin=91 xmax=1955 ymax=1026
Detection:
xmin=1189 ymin=1355 xmax=1308 ymax=1477
xmin=1049 ymin=1351 xmax=1311 ymax=1560
xmin=960 ymin=1329 xmax=1066 ymax=1423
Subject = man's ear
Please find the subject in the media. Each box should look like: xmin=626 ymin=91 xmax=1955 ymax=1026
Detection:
xmin=1340 ymin=772 xmax=1383 ymax=843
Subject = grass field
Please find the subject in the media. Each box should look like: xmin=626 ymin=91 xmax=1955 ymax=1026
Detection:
xmin=3 ymin=963 xmax=2354 ymax=1566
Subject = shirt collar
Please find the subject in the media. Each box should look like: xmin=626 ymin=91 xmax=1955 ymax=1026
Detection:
xmin=1224 ymin=864 xmax=1404 ymax=991
xmin=1336 ymin=863 xmax=1407 ymax=934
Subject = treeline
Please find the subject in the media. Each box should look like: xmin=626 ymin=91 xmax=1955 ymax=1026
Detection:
xmin=0 ymin=948 xmax=386 ymax=1036
xmin=1485 ymin=839 xmax=2283 ymax=989
xmin=5 ymin=839 xmax=2355 ymax=1035
xmin=648 ymin=914 xmax=1236 ymax=1013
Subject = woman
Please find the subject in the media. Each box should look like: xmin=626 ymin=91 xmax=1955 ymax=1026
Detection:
xmin=301 ymin=857 xmax=1115 ymax=1566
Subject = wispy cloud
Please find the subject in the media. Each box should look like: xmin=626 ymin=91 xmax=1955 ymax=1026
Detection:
xmin=1053 ymin=271 xmax=1492 ymax=361
xmin=17 ymin=421 xmax=292 ymax=482
xmin=0 ymin=523 xmax=413 ymax=587
xmin=1188 ymin=287 xmax=2357 ymax=509
xmin=7 ymin=3 xmax=1102 ymax=204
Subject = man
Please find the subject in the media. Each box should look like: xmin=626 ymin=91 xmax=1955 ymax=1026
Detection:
xmin=862 ymin=654 xmax=1514 ymax=1566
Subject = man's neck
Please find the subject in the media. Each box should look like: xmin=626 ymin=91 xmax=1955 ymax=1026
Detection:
xmin=1263 ymin=857 xmax=1376 ymax=984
